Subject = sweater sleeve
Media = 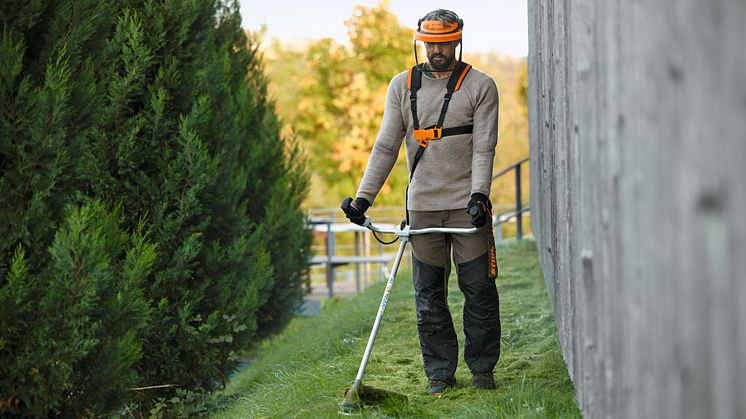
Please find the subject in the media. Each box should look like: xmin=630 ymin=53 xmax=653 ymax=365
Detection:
xmin=355 ymin=77 xmax=406 ymax=205
xmin=470 ymin=77 xmax=499 ymax=198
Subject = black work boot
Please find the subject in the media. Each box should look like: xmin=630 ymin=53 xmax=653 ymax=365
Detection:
xmin=471 ymin=372 xmax=496 ymax=390
xmin=427 ymin=377 xmax=456 ymax=396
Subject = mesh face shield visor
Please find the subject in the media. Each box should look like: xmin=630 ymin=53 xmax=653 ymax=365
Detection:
xmin=413 ymin=19 xmax=464 ymax=71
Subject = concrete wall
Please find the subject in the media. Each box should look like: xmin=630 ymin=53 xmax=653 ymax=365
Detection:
xmin=527 ymin=1 xmax=746 ymax=418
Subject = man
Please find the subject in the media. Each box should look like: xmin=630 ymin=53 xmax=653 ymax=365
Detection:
xmin=341 ymin=9 xmax=500 ymax=395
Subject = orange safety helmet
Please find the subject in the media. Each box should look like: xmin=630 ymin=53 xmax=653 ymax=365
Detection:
xmin=413 ymin=17 xmax=464 ymax=71
xmin=414 ymin=19 xmax=463 ymax=43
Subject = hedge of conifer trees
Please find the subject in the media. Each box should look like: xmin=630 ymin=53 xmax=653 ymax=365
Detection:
xmin=0 ymin=1 xmax=310 ymax=416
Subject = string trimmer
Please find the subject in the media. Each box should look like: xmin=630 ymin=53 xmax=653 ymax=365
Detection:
xmin=337 ymin=206 xmax=479 ymax=415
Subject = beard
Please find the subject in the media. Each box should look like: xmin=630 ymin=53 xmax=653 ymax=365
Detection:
xmin=427 ymin=53 xmax=455 ymax=71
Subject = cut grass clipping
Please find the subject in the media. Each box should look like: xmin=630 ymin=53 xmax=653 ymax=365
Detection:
xmin=214 ymin=240 xmax=580 ymax=418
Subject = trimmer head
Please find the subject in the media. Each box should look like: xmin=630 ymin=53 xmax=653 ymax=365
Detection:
xmin=338 ymin=379 xmax=364 ymax=415
xmin=338 ymin=401 xmax=362 ymax=416
xmin=338 ymin=380 xmax=408 ymax=415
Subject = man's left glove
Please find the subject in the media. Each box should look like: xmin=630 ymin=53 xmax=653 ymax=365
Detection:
xmin=341 ymin=197 xmax=371 ymax=226
xmin=466 ymin=193 xmax=492 ymax=227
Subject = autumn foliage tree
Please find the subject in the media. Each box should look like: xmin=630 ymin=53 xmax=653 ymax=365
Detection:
xmin=266 ymin=3 xmax=413 ymax=208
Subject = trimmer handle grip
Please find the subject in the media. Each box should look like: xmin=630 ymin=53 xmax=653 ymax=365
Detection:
xmin=341 ymin=197 xmax=354 ymax=213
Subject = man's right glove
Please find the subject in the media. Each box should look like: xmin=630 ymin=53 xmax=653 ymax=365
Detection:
xmin=466 ymin=193 xmax=492 ymax=227
xmin=341 ymin=197 xmax=371 ymax=226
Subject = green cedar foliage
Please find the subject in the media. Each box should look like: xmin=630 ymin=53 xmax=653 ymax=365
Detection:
xmin=0 ymin=202 xmax=155 ymax=416
xmin=0 ymin=0 xmax=310 ymax=415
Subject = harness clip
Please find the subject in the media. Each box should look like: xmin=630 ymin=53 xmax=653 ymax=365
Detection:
xmin=413 ymin=127 xmax=443 ymax=146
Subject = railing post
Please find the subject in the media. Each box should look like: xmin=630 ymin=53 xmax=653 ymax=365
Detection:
xmin=326 ymin=211 xmax=335 ymax=298
xmin=515 ymin=163 xmax=523 ymax=240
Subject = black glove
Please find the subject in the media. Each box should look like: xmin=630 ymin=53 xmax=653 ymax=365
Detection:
xmin=466 ymin=193 xmax=492 ymax=227
xmin=341 ymin=197 xmax=371 ymax=226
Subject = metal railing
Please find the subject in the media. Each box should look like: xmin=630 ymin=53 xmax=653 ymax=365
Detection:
xmin=492 ymin=157 xmax=530 ymax=240
xmin=306 ymin=212 xmax=401 ymax=299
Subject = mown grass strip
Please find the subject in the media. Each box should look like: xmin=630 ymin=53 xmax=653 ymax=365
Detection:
xmin=214 ymin=240 xmax=581 ymax=418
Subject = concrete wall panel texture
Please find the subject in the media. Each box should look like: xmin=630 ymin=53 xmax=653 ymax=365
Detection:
xmin=527 ymin=1 xmax=746 ymax=418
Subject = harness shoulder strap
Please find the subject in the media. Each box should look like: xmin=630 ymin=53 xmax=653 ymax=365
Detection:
xmin=407 ymin=65 xmax=422 ymax=92
xmin=408 ymin=65 xmax=423 ymax=131
xmin=436 ymin=61 xmax=469 ymax=128
xmin=452 ymin=63 xmax=472 ymax=93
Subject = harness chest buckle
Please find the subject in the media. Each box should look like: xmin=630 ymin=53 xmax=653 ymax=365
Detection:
xmin=413 ymin=127 xmax=443 ymax=146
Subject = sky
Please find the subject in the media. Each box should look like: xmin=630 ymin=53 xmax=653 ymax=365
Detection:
xmin=238 ymin=0 xmax=528 ymax=57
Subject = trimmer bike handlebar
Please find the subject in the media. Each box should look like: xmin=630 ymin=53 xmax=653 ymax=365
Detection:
xmin=361 ymin=217 xmax=479 ymax=237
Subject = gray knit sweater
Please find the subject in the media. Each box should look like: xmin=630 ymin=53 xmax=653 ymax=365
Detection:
xmin=355 ymin=66 xmax=499 ymax=211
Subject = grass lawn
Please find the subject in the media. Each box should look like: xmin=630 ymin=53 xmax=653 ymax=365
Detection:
xmin=213 ymin=239 xmax=581 ymax=418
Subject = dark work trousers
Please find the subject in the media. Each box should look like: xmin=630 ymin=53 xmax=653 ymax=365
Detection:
xmin=409 ymin=209 xmax=500 ymax=381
